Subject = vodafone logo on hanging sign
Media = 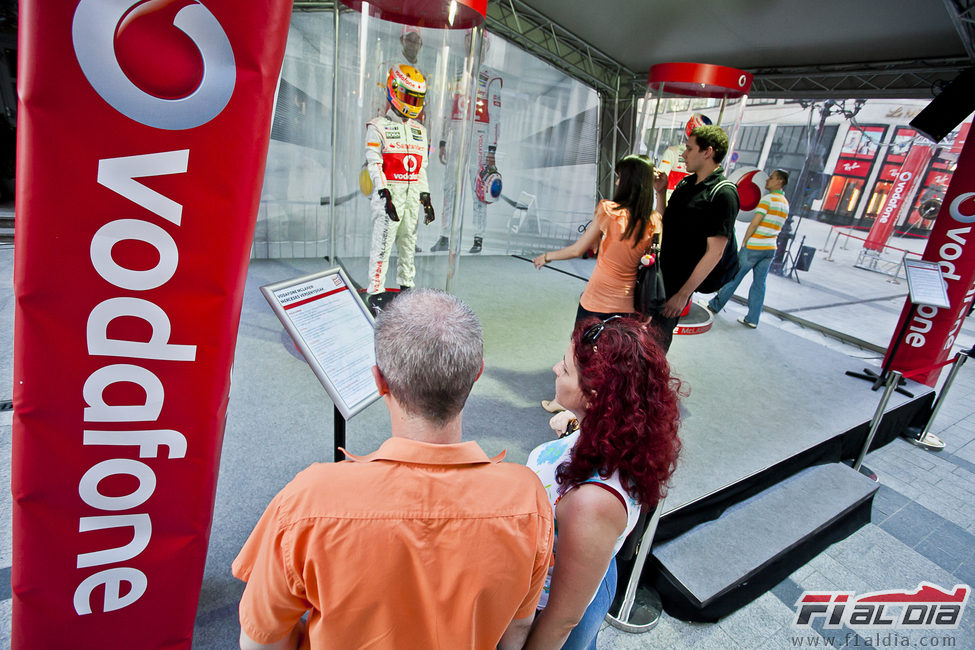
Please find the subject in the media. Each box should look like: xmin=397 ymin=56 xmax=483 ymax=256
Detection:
xmin=738 ymin=74 xmax=747 ymax=88
xmin=877 ymin=172 xmax=912 ymax=225
xmin=950 ymin=192 xmax=975 ymax=223
xmin=72 ymin=0 xmax=236 ymax=130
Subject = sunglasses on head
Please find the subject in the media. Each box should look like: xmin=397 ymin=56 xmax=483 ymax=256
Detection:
xmin=581 ymin=315 xmax=622 ymax=346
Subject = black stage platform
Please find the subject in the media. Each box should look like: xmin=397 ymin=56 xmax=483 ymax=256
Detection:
xmin=658 ymin=314 xmax=933 ymax=540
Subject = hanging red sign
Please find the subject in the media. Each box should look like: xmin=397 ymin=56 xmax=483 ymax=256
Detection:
xmin=12 ymin=1 xmax=291 ymax=647
xmin=863 ymin=145 xmax=933 ymax=251
xmin=885 ymin=135 xmax=975 ymax=385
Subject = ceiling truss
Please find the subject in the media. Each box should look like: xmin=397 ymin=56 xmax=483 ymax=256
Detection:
xmin=484 ymin=0 xmax=640 ymax=96
xmin=747 ymin=57 xmax=973 ymax=99
xmin=943 ymin=0 xmax=975 ymax=60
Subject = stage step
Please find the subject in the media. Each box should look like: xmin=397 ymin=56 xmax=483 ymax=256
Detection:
xmin=651 ymin=462 xmax=878 ymax=622
xmin=0 ymin=210 xmax=13 ymax=242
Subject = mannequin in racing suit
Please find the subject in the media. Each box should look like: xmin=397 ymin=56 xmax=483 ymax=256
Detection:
xmin=430 ymin=63 xmax=502 ymax=254
xmin=365 ymin=65 xmax=435 ymax=296
xmin=657 ymin=113 xmax=711 ymax=199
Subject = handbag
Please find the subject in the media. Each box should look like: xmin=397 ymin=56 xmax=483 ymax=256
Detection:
xmin=634 ymin=232 xmax=666 ymax=315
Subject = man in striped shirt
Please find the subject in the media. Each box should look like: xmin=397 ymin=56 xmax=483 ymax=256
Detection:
xmin=707 ymin=170 xmax=790 ymax=328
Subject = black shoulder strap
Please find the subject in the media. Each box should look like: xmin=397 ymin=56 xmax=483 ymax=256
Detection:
xmin=710 ymin=179 xmax=740 ymax=211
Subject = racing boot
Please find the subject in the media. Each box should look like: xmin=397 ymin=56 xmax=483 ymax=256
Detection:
xmin=469 ymin=237 xmax=483 ymax=254
xmin=367 ymin=292 xmax=395 ymax=316
xmin=430 ymin=236 xmax=449 ymax=252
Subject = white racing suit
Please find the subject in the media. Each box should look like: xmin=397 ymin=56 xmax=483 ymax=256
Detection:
xmin=658 ymin=144 xmax=689 ymax=199
xmin=365 ymin=109 xmax=429 ymax=294
xmin=440 ymin=65 xmax=502 ymax=240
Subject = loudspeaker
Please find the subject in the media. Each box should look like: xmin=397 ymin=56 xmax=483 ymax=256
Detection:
xmin=910 ymin=68 xmax=975 ymax=143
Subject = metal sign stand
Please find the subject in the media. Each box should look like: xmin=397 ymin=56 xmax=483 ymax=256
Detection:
xmin=334 ymin=405 xmax=347 ymax=462
xmin=853 ymin=370 xmax=904 ymax=474
xmin=606 ymin=499 xmax=666 ymax=633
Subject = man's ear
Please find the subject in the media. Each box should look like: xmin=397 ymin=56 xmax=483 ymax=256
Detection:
xmin=474 ymin=358 xmax=485 ymax=382
xmin=372 ymin=365 xmax=390 ymax=396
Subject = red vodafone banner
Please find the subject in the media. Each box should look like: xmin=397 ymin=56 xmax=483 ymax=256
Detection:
xmin=13 ymin=1 xmax=291 ymax=647
xmin=885 ymin=135 xmax=975 ymax=386
xmin=863 ymin=144 xmax=933 ymax=251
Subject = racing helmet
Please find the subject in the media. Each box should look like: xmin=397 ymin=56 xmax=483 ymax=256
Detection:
xmin=685 ymin=113 xmax=712 ymax=137
xmin=387 ymin=64 xmax=426 ymax=120
xmin=475 ymin=167 xmax=502 ymax=204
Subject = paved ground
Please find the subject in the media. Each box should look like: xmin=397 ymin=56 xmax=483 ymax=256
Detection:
xmin=595 ymin=219 xmax=975 ymax=649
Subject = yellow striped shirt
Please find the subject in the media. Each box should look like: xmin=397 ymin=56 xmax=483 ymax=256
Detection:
xmin=746 ymin=190 xmax=789 ymax=251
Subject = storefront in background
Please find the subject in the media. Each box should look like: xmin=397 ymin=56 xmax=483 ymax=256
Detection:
xmin=725 ymin=99 xmax=970 ymax=235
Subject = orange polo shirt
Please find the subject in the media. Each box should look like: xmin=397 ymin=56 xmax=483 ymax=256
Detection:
xmin=232 ymin=437 xmax=554 ymax=650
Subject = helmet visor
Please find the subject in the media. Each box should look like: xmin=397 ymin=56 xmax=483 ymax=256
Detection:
xmin=392 ymin=84 xmax=425 ymax=109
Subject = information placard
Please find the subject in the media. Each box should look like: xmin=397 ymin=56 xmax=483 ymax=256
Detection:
xmin=262 ymin=267 xmax=381 ymax=418
xmin=904 ymin=259 xmax=951 ymax=309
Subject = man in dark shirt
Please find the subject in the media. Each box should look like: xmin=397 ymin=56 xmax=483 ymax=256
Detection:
xmin=650 ymin=124 xmax=739 ymax=350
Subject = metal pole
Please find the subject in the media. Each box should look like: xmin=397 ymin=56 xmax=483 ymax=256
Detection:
xmin=606 ymin=498 xmax=665 ymax=633
xmin=827 ymin=231 xmax=840 ymax=262
xmin=445 ymin=26 xmax=481 ymax=293
xmin=854 ymin=370 xmax=902 ymax=472
xmin=328 ymin=5 xmax=340 ymax=263
xmin=906 ymin=352 xmax=969 ymax=450
xmin=610 ymin=75 xmax=619 ymax=187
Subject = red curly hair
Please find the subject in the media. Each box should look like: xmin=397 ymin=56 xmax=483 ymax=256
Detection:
xmin=556 ymin=316 xmax=683 ymax=506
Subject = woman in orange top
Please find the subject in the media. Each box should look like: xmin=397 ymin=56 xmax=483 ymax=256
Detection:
xmin=534 ymin=154 xmax=661 ymax=411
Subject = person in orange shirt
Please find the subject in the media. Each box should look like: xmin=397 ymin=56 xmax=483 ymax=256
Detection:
xmin=232 ymin=289 xmax=554 ymax=650
xmin=532 ymin=155 xmax=663 ymax=412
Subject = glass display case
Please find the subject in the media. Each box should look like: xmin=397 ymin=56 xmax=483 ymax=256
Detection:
xmin=635 ymin=63 xmax=753 ymax=193
xmin=254 ymin=3 xmax=600 ymax=295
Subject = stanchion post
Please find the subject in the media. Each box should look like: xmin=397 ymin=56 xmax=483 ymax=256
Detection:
xmin=827 ymin=230 xmax=840 ymax=262
xmin=854 ymin=371 xmax=902 ymax=472
xmin=606 ymin=498 xmax=666 ymax=633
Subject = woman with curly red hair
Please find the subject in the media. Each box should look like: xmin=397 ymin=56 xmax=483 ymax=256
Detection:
xmin=523 ymin=315 xmax=682 ymax=650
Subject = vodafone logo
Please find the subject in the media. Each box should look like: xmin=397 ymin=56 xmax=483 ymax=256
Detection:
xmin=950 ymin=192 xmax=975 ymax=224
xmin=72 ymin=0 xmax=236 ymax=130
xmin=404 ymin=155 xmax=419 ymax=173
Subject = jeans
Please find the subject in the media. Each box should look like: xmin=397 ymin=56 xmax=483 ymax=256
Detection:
xmin=562 ymin=558 xmax=618 ymax=650
xmin=708 ymin=248 xmax=775 ymax=325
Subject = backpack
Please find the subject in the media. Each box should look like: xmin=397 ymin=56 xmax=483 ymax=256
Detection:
xmin=697 ymin=179 xmax=741 ymax=293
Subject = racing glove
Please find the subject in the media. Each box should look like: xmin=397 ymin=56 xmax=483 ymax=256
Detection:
xmin=378 ymin=188 xmax=399 ymax=222
xmin=419 ymin=192 xmax=436 ymax=225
